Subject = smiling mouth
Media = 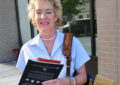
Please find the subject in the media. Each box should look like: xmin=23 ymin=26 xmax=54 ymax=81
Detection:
xmin=40 ymin=22 xmax=49 ymax=26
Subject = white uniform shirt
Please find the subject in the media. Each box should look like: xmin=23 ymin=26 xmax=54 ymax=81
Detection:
xmin=16 ymin=29 xmax=90 ymax=78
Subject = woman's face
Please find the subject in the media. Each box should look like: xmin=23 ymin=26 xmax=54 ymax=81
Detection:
xmin=35 ymin=0 xmax=58 ymax=32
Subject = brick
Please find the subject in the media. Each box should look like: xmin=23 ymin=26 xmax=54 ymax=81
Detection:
xmin=0 ymin=0 xmax=19 ymax=62
xmin=98 ymin=72 xmax=117 ymax=82
xmin=96 ymin=0 xmax=116 ymax=8
xmin=99 ymin=57 xmax=117 ymax=64
xmin=118 ymin=0 xmax=120 ymax=22
xmin=99 ymin=61 xmax=117 ymax=70
xmin=97 ymin=0 xmax=120 ymax=85
xmin=98 ymin=41 xmax=117 ymax=48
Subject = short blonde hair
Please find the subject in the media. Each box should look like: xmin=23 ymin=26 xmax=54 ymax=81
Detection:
xmin=27 ymin=0 xmax=62 ymax=27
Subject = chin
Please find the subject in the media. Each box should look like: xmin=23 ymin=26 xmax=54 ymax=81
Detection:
xmin=38 ymin=27 xmax=49 ymax=31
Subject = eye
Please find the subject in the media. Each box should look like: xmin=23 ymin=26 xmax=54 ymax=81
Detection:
xmin=46 ymin=10 xmax=52 ymax=14
xmin=36 ymin=11 xmax=42 ymax=14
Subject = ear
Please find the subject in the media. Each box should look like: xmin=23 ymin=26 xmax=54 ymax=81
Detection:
xmin=54 ymin=14 xmax=58 ymax=22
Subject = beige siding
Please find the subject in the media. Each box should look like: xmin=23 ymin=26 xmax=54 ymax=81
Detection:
xmin=0 ymin=0 xmax=19 ymax=62
xmin=96 ymin=0 xmax=120 ymax=85
xmin=118 ymin=0 xmax=120 ymax=85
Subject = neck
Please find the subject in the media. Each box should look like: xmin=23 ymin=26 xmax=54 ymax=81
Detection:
xmin=39 ymin=29 xmax=56 ymax=40
xmin=42 ymin=35 xmax=56 ymax=40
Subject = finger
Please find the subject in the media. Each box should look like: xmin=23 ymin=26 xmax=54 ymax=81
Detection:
xmin=43 ymin=79 xmax=60 ymax=85
xmin=42 ymin=80 xmax=56 ymax=85
xmin=43 ymin=80 xmax=55 ymax=83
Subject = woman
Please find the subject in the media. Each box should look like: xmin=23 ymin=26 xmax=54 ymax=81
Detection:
xmin=16 ymin=0 xmax=90 ymax=85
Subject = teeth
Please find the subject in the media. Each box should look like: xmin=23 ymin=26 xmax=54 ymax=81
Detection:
xmin=40 ymin=22 xmax=49 ymax=24
xmin=39 ymin=22 xmax=49 ymax=26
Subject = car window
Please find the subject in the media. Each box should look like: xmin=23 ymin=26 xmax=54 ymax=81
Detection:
xmin=71 ymin=21 xmax=78 ymax=25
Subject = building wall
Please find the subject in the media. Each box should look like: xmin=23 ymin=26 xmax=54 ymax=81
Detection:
xmin=96 ymin=0 xmax=120 ymax=85
xmin=74 ymin=2 xmax=90 ymax=20
xmin=118 ymin=0 xmax=120 ymax=84
xmin=0 ymin=0 xmax=19 ymax=62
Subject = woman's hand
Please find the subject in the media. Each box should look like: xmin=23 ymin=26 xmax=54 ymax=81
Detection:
xmin=42 ymin=78 xmax=72 ymax=85
xmin=42 ymin=64 xmax=87 ymax=85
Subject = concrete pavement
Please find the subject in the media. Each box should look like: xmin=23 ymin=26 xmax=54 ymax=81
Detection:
xmin=0 ymin=61 xmax=22 ymax=85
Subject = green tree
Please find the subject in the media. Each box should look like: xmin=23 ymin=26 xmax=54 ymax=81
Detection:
xmin=61 ymin=0 xmax=86 ymax=22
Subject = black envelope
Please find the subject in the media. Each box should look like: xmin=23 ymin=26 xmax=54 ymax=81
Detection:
xmin=19 ymin=60 xmax=63 ymax=85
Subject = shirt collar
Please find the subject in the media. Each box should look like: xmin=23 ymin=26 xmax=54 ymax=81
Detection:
xmin=30 ymin=29 xmax=64 ymax=52
xmin=51 ymin=29 xmax=64 ymax=55
xmin=30 ymin=34 xmax=41 ymax=46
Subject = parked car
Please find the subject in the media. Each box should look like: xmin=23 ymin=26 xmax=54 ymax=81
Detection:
xmin=62 ymin=18 xmax=96 ymax=37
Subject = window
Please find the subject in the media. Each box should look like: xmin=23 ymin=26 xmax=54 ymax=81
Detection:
xmin=79 ymin=15 xmax=83 ymax=19
xmin=87 ymin=14 xmax=90 ymax=18
xmin=59 ymin=0 xmax=97 ymax=57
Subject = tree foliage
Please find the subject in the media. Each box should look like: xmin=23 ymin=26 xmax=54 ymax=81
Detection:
xmin=61 ymin=0 xmax=86 ymax=21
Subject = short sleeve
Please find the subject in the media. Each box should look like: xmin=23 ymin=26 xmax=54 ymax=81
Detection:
xmin=16 ymin=48 xmax=26 ymax=71
xmin=72 ymin=37 xmax=90 ymax=70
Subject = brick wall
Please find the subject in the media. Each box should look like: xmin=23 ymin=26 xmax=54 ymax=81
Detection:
xmin=96 ymin=0 xmax=120 ymax=85
xmin=0 ymin=0 xmax=19 ymax=62
xmin=118 ymin=0 xmax=120 ymax=84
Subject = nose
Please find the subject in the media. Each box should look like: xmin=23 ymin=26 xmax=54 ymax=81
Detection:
xmin=41 ymin=12 xmax=47 ymax=19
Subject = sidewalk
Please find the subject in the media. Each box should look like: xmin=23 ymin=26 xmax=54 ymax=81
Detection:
xmin=0 ymin=61 xmax=22 ymax=85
